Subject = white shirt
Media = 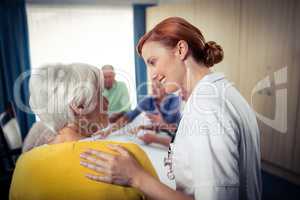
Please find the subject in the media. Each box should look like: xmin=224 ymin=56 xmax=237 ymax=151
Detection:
xmin=173 ymin=72 xmax=262 ymax=200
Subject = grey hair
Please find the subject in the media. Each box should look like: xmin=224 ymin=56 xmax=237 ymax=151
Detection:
xmin=101 ymin=64 xmax=114 ymax=71
xmin=22 ymin=121 xmax=56 ymax=153
xmin=29 ymin=63 xmax=104 ymax=133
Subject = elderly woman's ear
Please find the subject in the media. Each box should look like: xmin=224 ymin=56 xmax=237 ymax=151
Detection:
xmin=70 ymin=103 xmax=84 ymax=117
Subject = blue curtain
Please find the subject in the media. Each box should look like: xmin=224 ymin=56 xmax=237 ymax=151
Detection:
xmin=133 ymin=4 xmax=154 ymax=102
xmin=0 ymin=0 xmax=35 ymax=138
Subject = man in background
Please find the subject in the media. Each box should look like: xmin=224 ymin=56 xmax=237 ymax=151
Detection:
xmin=102 ymin=65 xmax=131 ymax=122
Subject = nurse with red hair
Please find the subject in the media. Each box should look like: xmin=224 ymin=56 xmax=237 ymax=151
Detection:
xmin=80 ymin=17 xmax=262 ymax=200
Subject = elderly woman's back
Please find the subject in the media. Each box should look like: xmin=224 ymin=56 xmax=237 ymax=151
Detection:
xmin=11 ymin=141 xmax=158 ymax=200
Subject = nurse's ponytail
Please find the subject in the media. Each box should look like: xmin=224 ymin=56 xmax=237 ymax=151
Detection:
xmin=203 ymin=41 xmax=223 ymax=67
xmin=137 ymin=17 xmax=224 ymax=68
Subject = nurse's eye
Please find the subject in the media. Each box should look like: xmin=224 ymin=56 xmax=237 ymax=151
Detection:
xmin=149 ymin=59 xmax=156 ymax=66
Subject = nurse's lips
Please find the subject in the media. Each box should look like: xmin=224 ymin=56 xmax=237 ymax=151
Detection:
xmin=158 ymin=76 xmax=167 ymax=84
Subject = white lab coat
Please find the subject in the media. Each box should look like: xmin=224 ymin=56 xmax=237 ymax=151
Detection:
xmin=173 ymin=72 xmax=262 ymax=200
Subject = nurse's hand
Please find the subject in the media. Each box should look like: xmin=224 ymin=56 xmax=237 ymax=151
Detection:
xmin=80 ymin=144 xmax=145 ymax=187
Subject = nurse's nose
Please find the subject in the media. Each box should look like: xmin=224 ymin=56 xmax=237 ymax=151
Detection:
xmin=152 ymin=74 xmax=158 ymax=80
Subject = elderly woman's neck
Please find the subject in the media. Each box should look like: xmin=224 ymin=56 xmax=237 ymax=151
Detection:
xmin=50 ymin=124 xmax=85 ymax=144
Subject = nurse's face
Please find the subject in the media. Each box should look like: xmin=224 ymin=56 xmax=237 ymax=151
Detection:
xmin=141 ymin=41 xmax=186 ymax=93
xmin=151 ymin=80 xmax=166 ymax=98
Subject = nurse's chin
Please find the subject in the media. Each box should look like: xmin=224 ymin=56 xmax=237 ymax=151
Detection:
xmin=164 ymin=82 xmax=181 ymax=94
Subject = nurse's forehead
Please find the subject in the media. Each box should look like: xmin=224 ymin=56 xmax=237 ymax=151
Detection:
xmin=141 ymin=41 xmax=169 ymax=58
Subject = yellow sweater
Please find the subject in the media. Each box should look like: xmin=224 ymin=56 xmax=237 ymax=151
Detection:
xmin=10 ymin=141 xmax=158 ymax=200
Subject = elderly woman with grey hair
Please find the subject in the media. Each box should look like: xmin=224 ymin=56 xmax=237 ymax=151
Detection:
xmin=11 ymin=63 xmax=158 ymax=200
xmin=23 ymin=63 xmax=109 ymax=152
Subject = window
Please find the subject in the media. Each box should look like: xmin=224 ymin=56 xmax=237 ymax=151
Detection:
xmin=26 ymin=4 xmax=137 ymax=108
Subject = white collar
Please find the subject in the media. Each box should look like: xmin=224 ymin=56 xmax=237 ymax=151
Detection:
xmin=188 ymin=72 xmax=226 ymax=99
xmin=199 ymin=72 xmax=225 ymax=84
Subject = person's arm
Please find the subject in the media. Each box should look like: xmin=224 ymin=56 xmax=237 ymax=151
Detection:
xmin=97 ymin=108 xmax=142 ymax=138
xmin=80 ymin=145 xmax=193 ymax=200
xmin=139 ymin=122 xmax=178 ymax=133
xmin=109 ymin=112 xmax=126 ymax=123
xmin=95 ymin=115 xmax=130 ymax=138
xmin=134 ymin=170 xmax=193 ymax=200
xmin=138 ymin=133 xmax=171 ymax=147
xmin=110 ymin=115 xmax=130 ymax=131
xmin=112 ymin=106 xmax=142 ymax=131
